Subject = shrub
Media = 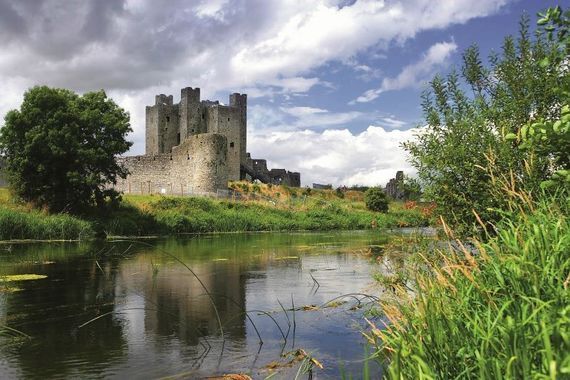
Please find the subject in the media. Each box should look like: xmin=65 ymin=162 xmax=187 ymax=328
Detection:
xmin=335 ymin=188 xmax=345 ymax=199
xmin=364 ymin=187 xmax=389 ymax=213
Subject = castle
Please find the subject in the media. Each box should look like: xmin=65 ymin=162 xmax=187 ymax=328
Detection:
xmin=114 ymin=87 xmax=300 ymax=195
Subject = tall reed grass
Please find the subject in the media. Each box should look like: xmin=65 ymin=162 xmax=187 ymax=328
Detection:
xmin=370 ymin=194 xmax=570 ymax=379
xmin=0 ymin=208 xmax=93 ymax=240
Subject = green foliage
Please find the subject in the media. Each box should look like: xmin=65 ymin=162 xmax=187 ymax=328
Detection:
xmin=519 ymin=7 xmax=570 ymax=190
xmin=376 ymin=195 xmax=570 ymax=379
xmin=0 ymin=86 xmax=132 ymax=213
xmin=0 ymin=208 xmax=93 ymax=240
xmin=397 ymin=176 xmax=422 ymax=201
xmin=404 ymin=10 xmax=568 ymax=232
xmin=364 ymin=187 xmax=389 ymax=213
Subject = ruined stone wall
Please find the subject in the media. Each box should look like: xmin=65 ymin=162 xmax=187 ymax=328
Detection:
xmin=179 ymin=133 xmax=228 ymax=192
xmin=116 ymin=154 xmax=172 ymax=194
xmin=266 ymin=169 xmax=301 ymax=187
xmin=179 ymin=87 xmax=205 ymax=140
xmin=145 ymin=95 xmax=180 ymax=155
xmin=385 ymin=170 xmax=404 ymax=200
xmin=206 ymin=105 xmax=242 ymax=181
xmin=229 ymin=93 xmax=247 ymax=166
xmin=116 ymin=133 xmax=228 ymax=195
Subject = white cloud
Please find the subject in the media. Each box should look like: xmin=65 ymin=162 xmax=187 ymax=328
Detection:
xmin=376 ymin=116 xmax=409 ymax=129
xmin=353 ymin=41 xmax=458 ymax=103
xmin=230 ymin=0 xmax=506 ymax=84
xmin=248 ymin=125 xmax=421 ymax=187
xmin=194 ymin=0 xmax=230 ymax=21
xmin=279 ymin=106 xmax=363 ymax=128
xmin=0 ymin=0 xmax=510 ymax=154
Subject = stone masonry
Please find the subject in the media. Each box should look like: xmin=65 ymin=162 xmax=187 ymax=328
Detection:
xmin=385 ymin=170 xmax=404 ymax=199
xmin=114 ymin=86 xmax=300 ymax=195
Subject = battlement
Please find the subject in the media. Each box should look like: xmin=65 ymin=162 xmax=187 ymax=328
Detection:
xmin=229 ymin=93 xmax=247 ymax=108
xmin=155 ymin=94 xmax=173 ymax=105
xmin=181 ymin=87 xmax=201 ymax=104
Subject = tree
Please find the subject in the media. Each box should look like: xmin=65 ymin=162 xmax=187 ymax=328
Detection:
xmin=398 ymin=175 xmax=423 ymax=201
xmin=403 ymin=11 xmax=568 ymax=233
xmin=364 ymin=187 xmax=389 ymax=213
xmin=0 ymin=86 xmax=132 ymax=212
xmin=518 ymin=7 xmax=570 ymax=189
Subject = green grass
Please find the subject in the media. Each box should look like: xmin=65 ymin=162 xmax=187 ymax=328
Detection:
xmin=0 ymin=187 xmax=431 ymax=240
xmin=103 ymin=194 xmax=430 ymax=236
xmin=0 ymin=207 xmax=93 ymax=241
xmin=371 ymin=196 xmax=570 ymax=379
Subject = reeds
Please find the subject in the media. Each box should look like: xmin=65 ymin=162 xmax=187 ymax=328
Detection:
xmin=372 ymin=192 xmax=570 ymax=379
xmin=0 ymin=208 xmax=93 ymax=241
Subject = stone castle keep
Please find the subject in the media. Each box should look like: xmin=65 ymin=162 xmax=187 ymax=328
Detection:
xmin=114 ymin=87 xmax=300 ymax=195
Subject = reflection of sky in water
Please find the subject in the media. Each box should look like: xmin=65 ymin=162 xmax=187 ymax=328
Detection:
xmin=0 ymin=231 xmax=392 ymax=379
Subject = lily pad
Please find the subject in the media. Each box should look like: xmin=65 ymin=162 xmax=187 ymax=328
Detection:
xmin=0 ymin=274 xmax=47 ymax=282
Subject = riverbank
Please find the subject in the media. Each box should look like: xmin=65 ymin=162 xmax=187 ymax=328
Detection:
xmin=0 ymin=185 xmax=432 ymax=241
xmin=371 ymin=195 xmax=569 ymax=378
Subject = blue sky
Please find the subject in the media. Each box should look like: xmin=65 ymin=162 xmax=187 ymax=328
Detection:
xmin=0 ymin=0 xmax=565 ymax=186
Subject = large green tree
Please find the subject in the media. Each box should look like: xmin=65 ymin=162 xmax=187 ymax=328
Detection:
xmin=0 ymin=86 xmax=132 ymax=212
xmin=404 ymin=10 xmax=569 ymax=233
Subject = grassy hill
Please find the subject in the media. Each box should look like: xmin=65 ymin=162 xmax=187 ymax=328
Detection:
xmin=0 ymin=182 xmax=432 ymax=241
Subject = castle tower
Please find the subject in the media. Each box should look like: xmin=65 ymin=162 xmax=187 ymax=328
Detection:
xmin=229 ymin=93 xmax=247 ymax=170
xmin=179 ymin=87 xmax=205 ymax=140
xmin=145 ymin=94 xmax=179 ymax=155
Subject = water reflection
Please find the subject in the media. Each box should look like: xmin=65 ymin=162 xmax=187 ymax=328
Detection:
xmin=0 ymin=231 xmax=391 ymax=379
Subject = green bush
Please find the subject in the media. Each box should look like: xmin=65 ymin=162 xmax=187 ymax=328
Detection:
xmin=364 ymin=187 xmax=389 ymax=213
xmin=404 ymin=8 xmax=569 ymax=232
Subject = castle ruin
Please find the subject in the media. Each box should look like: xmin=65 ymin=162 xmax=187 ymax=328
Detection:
xmin=114 ymin=87 xmax=300 ymax=195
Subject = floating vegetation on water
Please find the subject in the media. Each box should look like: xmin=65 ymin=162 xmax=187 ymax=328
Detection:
xmin=0 ymin=286 xmax=22 ymax=293
xmin=204 ymin=374 xmax=252 ymax=380
xmin=323 ymin=300 xmax=347 ymax=308
xmin=263 ymin=348 xmax=323 ymax=376
xmin=0 ymin=274 xmax=47 ymax=282
xmin=300 ymin=304 xmax=319 ymax=311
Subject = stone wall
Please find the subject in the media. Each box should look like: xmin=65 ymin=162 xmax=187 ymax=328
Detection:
xmin=116 ymin=133 xmax=228 ymax=195
xmin=229 ymin=93 xmax=247 ymax=166
xmin=206 ymin=105 xmax=242 ymax=181
xmin=385 ymin=170 xmax=404 ymax=199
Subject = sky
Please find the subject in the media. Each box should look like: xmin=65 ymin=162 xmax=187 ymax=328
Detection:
xmin=0 ymin=0 xmax=564 ymax=187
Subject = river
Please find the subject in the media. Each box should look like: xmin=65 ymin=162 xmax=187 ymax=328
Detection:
xmin=0 ymin=231 xmax=399 ymax=379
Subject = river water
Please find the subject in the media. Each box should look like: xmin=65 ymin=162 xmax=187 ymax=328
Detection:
xmin=0 ymin=231 xmax=396 ymax=379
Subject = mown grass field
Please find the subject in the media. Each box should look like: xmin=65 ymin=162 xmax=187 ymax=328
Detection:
xmin=0 ymin=183 xmax=432 ymax=241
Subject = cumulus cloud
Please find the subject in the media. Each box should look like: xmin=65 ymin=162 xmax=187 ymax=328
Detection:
xmin=0 ymin=0 xmax=509 ymax=165
xmin=0 ymin=0 xmax=507 ymax=95
xmin=353 ymin=41 xmax=458 ymax=103
xmin=248 ymin=125 xmax=421 ymax=187
xmin=280 ymin=106 xmax=363 ymax=128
